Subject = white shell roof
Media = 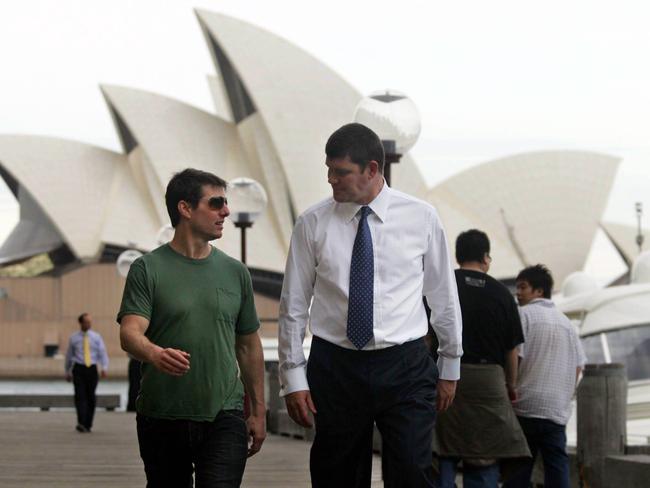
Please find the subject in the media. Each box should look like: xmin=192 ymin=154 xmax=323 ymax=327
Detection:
xmin=427 ymin=150 xmax=620 ymax=284
xmin=0 ymin=135 xmax=122 ymax=260
xmin=196 ymin=11 xmax=419 ymax=214
xmin=197 ymin=11 xmax=331 ymax=212
xmin=101 ymin=84 xmax=243 ymax=195
xmin=601 ymin=221 xmax=649 ymax=266
xmin=0 ymin=11 xmax=622 ymax=281
xmin=100 ymin=84 xmax=288 ymax=271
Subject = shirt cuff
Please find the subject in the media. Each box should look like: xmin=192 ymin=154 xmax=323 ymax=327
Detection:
xmin=279 ymin=366 xmax=310 ymax=397
xmin=437 ymin=356 xmax=460 ymax=381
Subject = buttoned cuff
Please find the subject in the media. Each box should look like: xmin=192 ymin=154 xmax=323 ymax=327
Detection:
xmin=437 ymin=357 xmax=460 ymax=381
xmin=279 ymin=366 xmax=310 ymax=397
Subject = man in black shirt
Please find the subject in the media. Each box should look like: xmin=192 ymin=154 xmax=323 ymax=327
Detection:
xmin=434 ymin=230 xmax=530 ymax=488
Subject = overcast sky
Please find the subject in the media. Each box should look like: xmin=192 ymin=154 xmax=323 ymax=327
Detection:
xmin=1 ymin=0 xmax=649 ymax=281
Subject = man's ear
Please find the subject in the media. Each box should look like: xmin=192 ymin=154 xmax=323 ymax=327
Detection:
xmin=533 ymin=287 xmax=545 ymax=298
xmin=367 ymin=160 xmax=380 ymax=178
xmin=177 ymin=200 xmax=192 ymax=221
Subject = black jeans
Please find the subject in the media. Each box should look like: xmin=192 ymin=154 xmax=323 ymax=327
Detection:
xmin=136 ymin=410 xmax=248 ymax=488
xmin=307 ymin=337 xmax=438 ymax=488
xmin=72 ymin=363 xmax=98 ymax=430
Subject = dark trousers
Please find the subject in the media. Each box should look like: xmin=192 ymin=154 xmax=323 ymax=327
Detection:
xmin=307 ymin=336 xmax=438 ymax=488
xmin=127 ymin=358 xmax=142 ymax=412
xmin=502 ymin=417 xmax=570 ymax=488
xmin=136 ymin=410 xmax=248 ymax=488
xmin=72 ymin=363 xmax=98 ymax=430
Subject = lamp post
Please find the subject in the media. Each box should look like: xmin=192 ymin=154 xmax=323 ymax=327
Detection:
xmin=353 ymin=89 xmax=421 ymax=186
xmin=636 ymin=202 xmax=644 ymax=255
xmin=116 ymin=249 xmax=143 ymax=278
xmin=228 ymin=177 xmax=268 ymax=265
xmin=116 ymin=225 xmax=174 ymax=278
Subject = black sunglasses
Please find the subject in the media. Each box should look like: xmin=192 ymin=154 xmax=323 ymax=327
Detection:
xmin=207 ymin=196 xmax=228 ymax=210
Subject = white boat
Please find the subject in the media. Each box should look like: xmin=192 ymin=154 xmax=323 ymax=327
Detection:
xmin=557 ymin=256 xmax=650 ymax=446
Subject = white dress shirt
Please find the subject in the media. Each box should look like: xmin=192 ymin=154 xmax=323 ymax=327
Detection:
xmin=278 ymin=183 xmax=463 ymax=395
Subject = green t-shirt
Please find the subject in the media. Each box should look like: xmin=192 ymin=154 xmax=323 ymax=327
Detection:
xmin=117 ymin=244 xmax=259 ymax=421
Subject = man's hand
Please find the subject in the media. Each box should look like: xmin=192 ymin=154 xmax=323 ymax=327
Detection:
xmin=65 ymin=373 xmax=72 ymax=382
xmin=151 ymin=347 xmax=190 ymax=376
xmin=246 ymin=413 xmax=266 ymax=457
xmin=507 ymin=384 xmax=517 ymax=403
xmin=436 ymin=379 xmax=457 ymax=412
xmin=285 ymin=390 xmax=317 ymax=428
xmin=100 ymin=370 xmax=107 ymax=379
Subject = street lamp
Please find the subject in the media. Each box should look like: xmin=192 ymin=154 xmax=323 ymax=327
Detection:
xmin=353 ymin=89 xmax=421 ymax=186
xmin=636 ymin=202 xmax=644 ymax=254
xmin=228 ymin=177 xmax=268 ymax=264
xmin=156 ymin=224 xmax=174 ymax=245
xmin=116 ymin=249 xmax=143 ymax=278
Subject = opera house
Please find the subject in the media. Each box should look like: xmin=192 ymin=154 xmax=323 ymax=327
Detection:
xmin=0 ymin=10 xmax=632 ymax=374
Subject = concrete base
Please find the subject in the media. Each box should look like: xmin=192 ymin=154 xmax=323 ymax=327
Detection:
xmin=0 ymin=357 xmax=129 ymax=379
xmin=604 ymin=455 xmax=650 ymax=486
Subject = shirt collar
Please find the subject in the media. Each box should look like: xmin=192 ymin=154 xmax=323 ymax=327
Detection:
xmin=339 ymin=179 xmax=390 ymax=223
xmin=528 ymin=298 xmax=554 ymax=307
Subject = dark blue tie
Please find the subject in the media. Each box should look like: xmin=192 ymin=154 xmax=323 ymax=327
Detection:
xmin=347 ymin=206 xmax=374 ymax=349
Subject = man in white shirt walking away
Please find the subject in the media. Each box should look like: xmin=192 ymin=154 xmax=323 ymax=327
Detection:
xmin=278 ymin=123 xmax=463 ymax=488
xmin=503 ymin=264 xmax=587 ymax=488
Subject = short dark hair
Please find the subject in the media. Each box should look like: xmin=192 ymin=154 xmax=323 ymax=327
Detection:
xmin=455 ymin=229 xmax=490 ymax=264
xmin=516 ymin=264 xmax=554 ymax=299
xmin=165 ymin=168 xmax=227 ymax=227
xmin=325 ymin=123 xmax=385 ymax=172
xmin=77 ymin=313 xmax=89 ymax=325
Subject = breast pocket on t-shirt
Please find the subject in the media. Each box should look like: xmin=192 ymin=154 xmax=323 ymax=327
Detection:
xmin=215 ymin=287 xmax=241 ymax=322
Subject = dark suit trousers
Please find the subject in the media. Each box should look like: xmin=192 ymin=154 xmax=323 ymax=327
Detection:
xmin=307 ymin=336 xmax=439 ymax=488
xmin=72 ymin=363 xmax=99 ymax=429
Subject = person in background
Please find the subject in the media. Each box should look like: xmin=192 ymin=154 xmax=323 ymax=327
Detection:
xmin=126 ymin=354 xmax=141 ymax=412
xmin=64 ymin=312 xmax=109 ymax=433
xmin=434 ymin=230 xmax=530 ymax=487
xmin=503 ymin=264 xmax=587 ymax=488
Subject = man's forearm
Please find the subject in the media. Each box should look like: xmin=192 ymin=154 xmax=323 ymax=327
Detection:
xmin=505 ymin=348 xmax=519 ymax=388
xmin=237 ymin=333 xmax=266 ymax=415
xmin=120 ymin=327 xmax=160 ymax=364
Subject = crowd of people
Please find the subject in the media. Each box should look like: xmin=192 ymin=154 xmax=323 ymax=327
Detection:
xmin=64 ymin=122 xmax=586 ymax=487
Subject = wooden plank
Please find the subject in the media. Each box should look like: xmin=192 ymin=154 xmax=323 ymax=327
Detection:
xmin=0 ymin=394 xmax=120 ymax=410
xmin=0 ymin=411 xmax=383 ymax=487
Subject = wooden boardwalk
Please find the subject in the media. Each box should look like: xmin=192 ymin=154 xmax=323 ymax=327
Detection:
xmin=0 ymin=411 xmax=383 ymax=487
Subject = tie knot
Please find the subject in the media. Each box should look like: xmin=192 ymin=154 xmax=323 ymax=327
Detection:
xmin=360 ymin=206 xmax=371 ymax=219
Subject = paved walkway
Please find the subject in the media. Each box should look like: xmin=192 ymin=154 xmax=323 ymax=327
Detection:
xmin=0 ymin=411 xmax=383 ymax=487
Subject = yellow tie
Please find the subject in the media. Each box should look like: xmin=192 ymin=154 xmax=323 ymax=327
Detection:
xmin=83 ymin=333 xmax=91 ymax=367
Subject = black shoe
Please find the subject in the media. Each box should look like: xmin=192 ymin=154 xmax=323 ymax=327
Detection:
xmin=76 ymin=424 xmax=89 ymax=433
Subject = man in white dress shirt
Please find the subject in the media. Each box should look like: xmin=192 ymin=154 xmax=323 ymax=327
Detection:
xmin=278 ymin=123 xmax=463 ymax=488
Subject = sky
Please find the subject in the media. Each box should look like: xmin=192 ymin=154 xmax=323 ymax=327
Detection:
xmin=1 ymin=0 xmax=649 ymax=282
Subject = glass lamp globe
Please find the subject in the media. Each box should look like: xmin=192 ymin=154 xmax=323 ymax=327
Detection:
xmin=156 ymin=224 xmax=174 ymax=245
xmin=228 ymin=177 xmax=268 ymax=225
xmin=116 ymin=249 xmax=143 ymax=278
xmin=353 ymin=89 xmax=421 ymax=154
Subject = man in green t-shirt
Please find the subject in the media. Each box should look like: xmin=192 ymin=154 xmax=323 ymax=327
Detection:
xmin=118 ymin=168 xmax=266 ymax=488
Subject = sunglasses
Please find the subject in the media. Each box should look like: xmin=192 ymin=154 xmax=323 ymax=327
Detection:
xmin=207 ymin=196 xmax=228 ymax=210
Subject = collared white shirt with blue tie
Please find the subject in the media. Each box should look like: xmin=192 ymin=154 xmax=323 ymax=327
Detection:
xmin=278 ymin=182 xmax=463 ymax=396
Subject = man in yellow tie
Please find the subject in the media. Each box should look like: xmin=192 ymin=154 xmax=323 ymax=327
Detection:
xmin=64 ymin=313 xmax=109 ymax=433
